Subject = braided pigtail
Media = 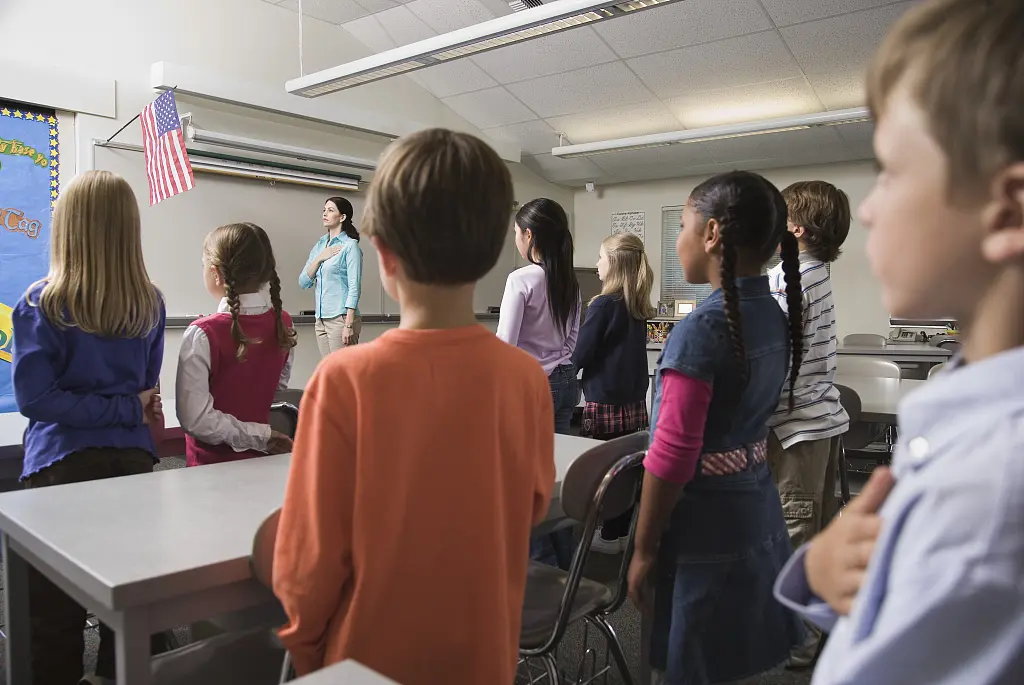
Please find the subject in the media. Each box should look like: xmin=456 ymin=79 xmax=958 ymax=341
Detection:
xmin=223 ymin=276 xmax=250 ymax=362
xmin=719 ymin=229 xmax=748 ymax=382
xmin=269 ymin=270 xmax=297 ymax=351
xmin=780 ymin=231 xmax=804 ymax=412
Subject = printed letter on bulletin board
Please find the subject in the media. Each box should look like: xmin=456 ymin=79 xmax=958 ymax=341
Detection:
xmin=611 ymin=211 xmax=645 ymax=243
xmin=0 ymin=103 xmax=58 ymax=413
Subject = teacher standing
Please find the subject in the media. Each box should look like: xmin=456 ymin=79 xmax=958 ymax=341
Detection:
xmin=300 ymin=197 xmax=363 ymax=356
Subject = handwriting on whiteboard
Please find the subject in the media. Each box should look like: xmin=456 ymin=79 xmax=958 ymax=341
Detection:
xmin=611 ymin=211 xmax=645 ymax=242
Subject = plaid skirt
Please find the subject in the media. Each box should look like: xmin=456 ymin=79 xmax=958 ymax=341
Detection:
xmin=580 ymin=400 xmax=649 ymax=439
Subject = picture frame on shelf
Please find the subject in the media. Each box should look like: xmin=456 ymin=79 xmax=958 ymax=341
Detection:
xmin=657 ymin=300 xmax=674 ymax=318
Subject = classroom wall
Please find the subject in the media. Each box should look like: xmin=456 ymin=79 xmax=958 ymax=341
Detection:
xmin=1 ymin=0 xmax=574 ymax=393
xmin=572 ymin=161 xmax=888 ymax=339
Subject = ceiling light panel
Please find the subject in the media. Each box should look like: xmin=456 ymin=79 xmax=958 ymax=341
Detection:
xmin=286 ymin=0 xmax=685 ymax=96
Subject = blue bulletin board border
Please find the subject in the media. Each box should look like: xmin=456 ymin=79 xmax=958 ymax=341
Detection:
xmin=0 ymin=104 xmax=60 ymax=207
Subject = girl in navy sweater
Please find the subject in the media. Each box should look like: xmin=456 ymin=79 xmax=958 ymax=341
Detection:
xmin=572 ymin=232 xmax=655 ymax=552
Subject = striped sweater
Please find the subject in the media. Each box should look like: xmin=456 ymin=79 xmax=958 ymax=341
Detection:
xmin=767 ymin=254 xmax=849 ymax=448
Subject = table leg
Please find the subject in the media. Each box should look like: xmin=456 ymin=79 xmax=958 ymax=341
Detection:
xmin=3 ymin=534 xmax=33 ymax=685
xmin=113 ymin=610 xmax=152 ymax=685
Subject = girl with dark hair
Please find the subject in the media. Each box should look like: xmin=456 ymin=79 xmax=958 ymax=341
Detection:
xmin=498 ymin=197 xmax=580 ymax=570
xmin=498 ymin=198 xmax=581 ymax=433
xmin=300 ymin=197 xmax=363 ymax=356
xmin=626 ymin=171 xmax=805 ymax=685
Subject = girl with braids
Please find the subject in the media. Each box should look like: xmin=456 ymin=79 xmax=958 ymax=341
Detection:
xmin=626 ymin=171 xmax=805 ymax=685
xmin=177 ymin=222 xmax=297 ymax=467
xmin=572 ymin=232 xmax=656 ymax=554
xmin=498 ymin=197 xmax=580 ymax=569
xmin=300 ymin=196 xmax=363 ymax=356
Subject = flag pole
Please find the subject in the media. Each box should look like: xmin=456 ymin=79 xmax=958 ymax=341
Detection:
xmin=104 ymin=86 xmax=178 ymax=144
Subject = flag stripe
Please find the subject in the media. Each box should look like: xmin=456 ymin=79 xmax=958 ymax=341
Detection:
xmin=140 ymin=91 xmax=195 ymax=205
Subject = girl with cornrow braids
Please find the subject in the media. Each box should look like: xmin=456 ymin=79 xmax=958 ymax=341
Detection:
xmin=627 ymin=171 xmax=805 ymax=685
xmin=176 ymin=222 xmax=298 ymax=467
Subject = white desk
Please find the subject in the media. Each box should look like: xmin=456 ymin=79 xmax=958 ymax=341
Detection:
xmin=837 ymin=343 xmax=951 ymax=363
xmin=289 ymin=660 xmax=398 ymax=684
xmin=0 ymin=402 xmax=181 ymax=450
xmin=834 ymin=375 xmax=926 ymax=423
xmin=0 ymin=433 xmax=601 ymax=685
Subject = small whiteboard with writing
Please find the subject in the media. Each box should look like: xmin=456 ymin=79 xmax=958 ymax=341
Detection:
xmin=611 ymin=211 xmax=645 ymax=242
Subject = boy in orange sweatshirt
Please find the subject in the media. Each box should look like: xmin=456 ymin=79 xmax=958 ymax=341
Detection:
xmin=273 ymin=128 xmax=556 ymax=683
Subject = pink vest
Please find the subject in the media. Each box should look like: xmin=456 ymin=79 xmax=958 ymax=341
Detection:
xmin=185 ymin=310 xmax=292 ymax=467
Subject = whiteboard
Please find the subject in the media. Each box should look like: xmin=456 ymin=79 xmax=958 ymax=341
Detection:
xmin=96 ymin=146 xmax=513 ymax=317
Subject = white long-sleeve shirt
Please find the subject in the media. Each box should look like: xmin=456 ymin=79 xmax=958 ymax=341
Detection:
xmin=497 ymin=264 xmax=580 ymax=375
xmin=175 ymin=293 xmax=293 ymax=452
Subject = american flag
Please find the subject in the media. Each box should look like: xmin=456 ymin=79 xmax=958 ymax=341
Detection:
xmin=140 ymin=90 xmax=195 ymax=206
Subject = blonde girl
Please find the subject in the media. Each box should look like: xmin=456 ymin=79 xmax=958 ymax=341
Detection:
xmin=11 ymin=169 xmax=166 ymax=684
xmin=572 ymin=232 xmax=655 ymax=552
xmin=176 ymin=222 xmax=297 ymax=467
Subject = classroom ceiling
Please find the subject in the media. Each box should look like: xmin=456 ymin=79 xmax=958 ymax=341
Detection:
xmin=260 ymin=0 xmax=921 ymax=186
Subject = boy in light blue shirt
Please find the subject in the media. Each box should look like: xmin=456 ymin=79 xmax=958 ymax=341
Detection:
xmin=774 ymin=1 xmax=1024 ymax=683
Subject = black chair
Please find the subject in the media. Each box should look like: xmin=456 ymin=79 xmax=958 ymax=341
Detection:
xmin=520 ymin=432 xmax=648 ymax=685
xmin=269 ymin=402 xmax=299 ymax=441
xmin=834 ymin=384 xmax=863 ymax=507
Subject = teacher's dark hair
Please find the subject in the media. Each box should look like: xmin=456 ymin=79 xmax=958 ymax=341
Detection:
xmin=327 ymin=196 xmax=359 ymax=242
xmin=516 ymin=198 xmax=579 ymax=337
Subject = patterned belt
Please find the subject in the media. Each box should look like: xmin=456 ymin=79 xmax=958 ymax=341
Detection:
xmin=700 ymin=439 xmax=768 ymax=477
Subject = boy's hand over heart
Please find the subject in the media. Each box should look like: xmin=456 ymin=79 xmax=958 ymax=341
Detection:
xmin=805 ymin=466 xmax=895 ymax=616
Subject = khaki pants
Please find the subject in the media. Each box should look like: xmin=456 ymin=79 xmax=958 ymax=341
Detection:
xmin=314 ymin=315 xmax=361 ymax=357
xmin=767 ymin=433 xmax=841 ymax=549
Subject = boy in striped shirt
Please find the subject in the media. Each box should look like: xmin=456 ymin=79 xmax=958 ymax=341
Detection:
xmin=767 ymin=181 xmax=852 ymax=547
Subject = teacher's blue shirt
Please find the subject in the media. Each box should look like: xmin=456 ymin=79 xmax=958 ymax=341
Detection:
xmin=299 ymin=233 xmax=362 ymax=319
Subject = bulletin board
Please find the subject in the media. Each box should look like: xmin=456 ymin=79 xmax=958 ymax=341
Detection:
xmin=0 ymin=102 xmax=58 ymax=413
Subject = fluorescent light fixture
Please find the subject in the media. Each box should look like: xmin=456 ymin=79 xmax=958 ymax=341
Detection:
xmin=187 ymin=125 xmax=378 ymax=171
xmin=551 ymin=107 xmax=871 ymax=158
xmin=286 ymin=0 xmax=683 ymax=96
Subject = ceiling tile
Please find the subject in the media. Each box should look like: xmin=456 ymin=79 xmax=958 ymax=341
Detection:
xmin=372 ymin=4 xmax=436 ymax=46
xmin=482 ymin=120 xmax=560 ymax=156
xmin=594 ymin=0 xmax=773 ymax=59
xmin=405 ymin=0 xmax=494 ymax=33
xmin=806 ymin=72 xmax=867 ymax=111
xmin=356 ymin=0 xmax=399 ymax=12
xmin=760 ymin=0 xmax=906 ymax=27
xmin=471 ymin=28 xmax=619 ymax=84
xmin=299 ymin=0 xmax=371 ymax=24
xmin=441 ymin=87 xmax=537 ymax=128
xmin=600 ymin=162 xmax=730 ymax=186
xmin=409 ymin=60 xmax=498 ymax=98
xmin=627 ymin=30 xmax=802 ymax=99
xmin=276 ymin=0 xmax=299 ymax=9
xmin=546 ymin=101 xmax=681 ymax=145
xmin=524 ymin=154 xmax=604 ymax=184
xmin=780 ymin=2 xmax=917 ymax=75
xmin=836 ymin=121 xmax=876 ymax=158
xmin=703 ymin=126 xmax=853 ymax=166
xmin=665 ymin=77 xmax=823 ymax=129
xmin=342 ymin=15 xmax=397 ymax=52
xmin=506 ymin=62 xmax=652 ymax=119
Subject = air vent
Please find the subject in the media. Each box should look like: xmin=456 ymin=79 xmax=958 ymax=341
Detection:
xmin=508 ymin=0 xmax=545 ymax=11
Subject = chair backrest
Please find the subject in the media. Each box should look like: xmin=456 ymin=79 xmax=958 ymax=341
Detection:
xmin=269 ymin=402 xmax=299 ymax=439
xmin=251 ymin=507 xmax=281 ymax=589
xmin=835 ymin=384 xmax=862 ymax=425
xmin=928 ymin=362 xmax=946 ymax=379
xmin=537 ymin=432 xmax=647 ymax=652
xmin=843 ymin=333 xmax=888 ymax=347
xmin=836 ymin=356 xmax=901 ymax=379
xmin=274 ymin=388 xmax=303 ymax=409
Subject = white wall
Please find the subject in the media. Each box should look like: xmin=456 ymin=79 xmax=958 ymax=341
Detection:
xmin=1 ymin=0 xmax=573 ymax=392
xmin=572 ymin=161 xmax=888 ymax=339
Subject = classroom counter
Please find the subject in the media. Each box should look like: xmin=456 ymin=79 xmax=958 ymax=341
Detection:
xmin=165 ymin=313 xmax=501 ymax=329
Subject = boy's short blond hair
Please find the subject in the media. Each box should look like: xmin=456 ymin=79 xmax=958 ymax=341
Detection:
xmin=782 ymin=181 xmax=851 ymax=263
xmin=363 ymin=128 xmax=513 ymax=285
xmin=866 ymin=0 xmax=1024 ymax=198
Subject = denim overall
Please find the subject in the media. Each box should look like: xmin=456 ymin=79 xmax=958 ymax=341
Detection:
xmin=648 ymin=277 xmax=804 ymax=684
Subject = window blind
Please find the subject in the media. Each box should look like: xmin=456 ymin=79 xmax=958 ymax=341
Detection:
xmin=660 ymin=205 xmax=713 ymax=305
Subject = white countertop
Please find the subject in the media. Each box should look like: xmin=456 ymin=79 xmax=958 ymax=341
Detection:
xmin=0 ymin=433 xmax=601 ymax=613
xmin=834 ymin=375 xmax=926 ymax=422
xmin=837 ymin=343 xmax=951 ymax=358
